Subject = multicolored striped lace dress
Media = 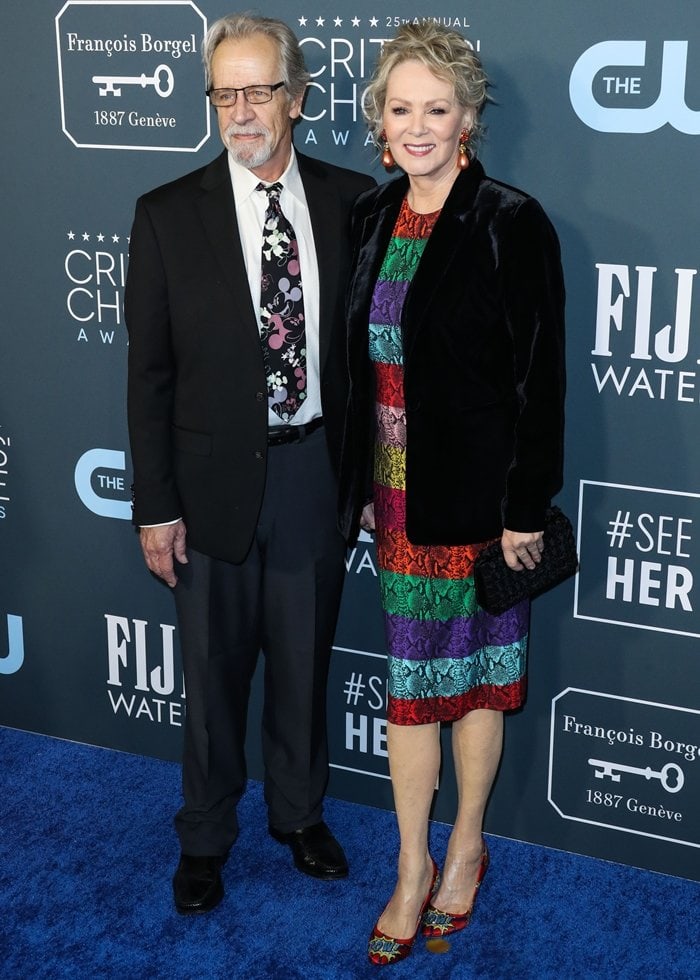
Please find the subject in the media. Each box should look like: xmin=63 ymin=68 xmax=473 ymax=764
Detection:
xmin=369 ymin=197 xmax=529 ymax=726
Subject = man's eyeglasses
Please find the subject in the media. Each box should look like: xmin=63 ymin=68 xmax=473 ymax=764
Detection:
xmin=206 ymin=82 xmax=285 ymax=107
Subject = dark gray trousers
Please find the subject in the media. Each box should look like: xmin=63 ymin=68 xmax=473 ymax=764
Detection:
xmin=173 ymin=428 xmax=346 ymax=855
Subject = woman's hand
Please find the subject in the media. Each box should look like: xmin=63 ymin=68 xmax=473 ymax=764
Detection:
xmin=360 ymin=502 xmax=376 ymax=533
xmin=501 ymin=528 xmax=544 ymax=571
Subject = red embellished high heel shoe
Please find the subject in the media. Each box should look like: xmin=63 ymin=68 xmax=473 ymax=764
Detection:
xmin=368 ymin=858 xmax=440 ymax=966
xmin=421 ymin=839 xmax=489 ymax=937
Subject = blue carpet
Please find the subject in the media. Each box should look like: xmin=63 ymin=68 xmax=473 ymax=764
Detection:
xmin=0 ymin=726 xmax=697 ymax=979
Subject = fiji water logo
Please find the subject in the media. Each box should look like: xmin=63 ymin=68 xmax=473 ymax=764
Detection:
xmin=106 ymin=614 xmax=184 ymax=727
xmin=570 ymin=41 xmax=700 ymax=134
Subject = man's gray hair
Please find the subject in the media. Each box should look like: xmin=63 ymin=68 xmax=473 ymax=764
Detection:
xmin=202 ymin=12 xmax=310 ymax=102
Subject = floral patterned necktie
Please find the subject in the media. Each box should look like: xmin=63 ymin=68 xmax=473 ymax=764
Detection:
xmin=257 ymin=182 xmax=307 ymax=422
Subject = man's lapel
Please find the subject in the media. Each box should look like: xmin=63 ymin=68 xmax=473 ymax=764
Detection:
xmin=196 ymin=150 xmax=258 ymax=329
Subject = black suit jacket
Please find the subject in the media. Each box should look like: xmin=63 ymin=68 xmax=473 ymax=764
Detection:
xmin=338 ymin=161 xmax=566 ymax=546
xmin=126 ymin=149 xmax=374 ymax=563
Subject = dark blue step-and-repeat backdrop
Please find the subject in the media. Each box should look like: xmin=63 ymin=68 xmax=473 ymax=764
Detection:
xmin=1 ymin=1 xmax=699 ymax=882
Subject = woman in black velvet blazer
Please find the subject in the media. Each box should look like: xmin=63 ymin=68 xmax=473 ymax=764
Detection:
xmin=340 ymin=162 xmax=565 ymax=546
xmin=338 ymin=23 xmax=566 ymax=966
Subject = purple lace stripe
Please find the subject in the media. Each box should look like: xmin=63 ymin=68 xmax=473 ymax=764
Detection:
xmin=369 ymin=279 xmax=410 ymax=328
xmin=384 ymin=605 xmax=529 ymax=662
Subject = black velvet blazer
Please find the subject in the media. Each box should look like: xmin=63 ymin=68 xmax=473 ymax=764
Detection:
xmin=338 ymin=161 xmax=566 ymax=546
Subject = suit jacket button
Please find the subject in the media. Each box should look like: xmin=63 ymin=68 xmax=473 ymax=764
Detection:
xmin=254 ymin=450 xmax=264 ymax=459
xmin=256 ymin=391 xmax=264 ymax=401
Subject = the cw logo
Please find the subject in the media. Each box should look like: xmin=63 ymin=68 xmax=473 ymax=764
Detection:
xmin=0 ymin=615 xmax=24 ymax=675
xmin=74 ymin=448 xmax=131 ymax=520
xmin=570 ymin=40 xmax=700 ymax=134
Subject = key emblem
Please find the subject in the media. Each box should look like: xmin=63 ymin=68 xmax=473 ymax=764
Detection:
xmin=91 ymin=64 xmax=174 ymax=98
xmin=588 ymin=758 xmax=684 ymax=793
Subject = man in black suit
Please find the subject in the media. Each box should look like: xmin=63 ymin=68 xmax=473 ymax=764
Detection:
xmin=125 ymin=13 xmax=374 ymax=914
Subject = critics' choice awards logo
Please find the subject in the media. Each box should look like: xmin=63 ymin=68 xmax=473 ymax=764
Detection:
xmin=64 ymin=228 xmax=128 ymax=345
xmin=575 ymin=481 xmax=700 ymax=637
xmin=549 ymin=689 xmax=699 ymax=849
xmin=591 ymin=263 xmax=700 ymax=406
xmin=570 ymin=40 xmax=700 ymax=134
xmin=106 ymin=614 xmax=185 ymax=727
xmin=55 ymin=0 xmax=208 ymax=151
xmin=291 ymin=12 xmax=479 ymax=154
xmin=0 ymin=427 xmax=11 ymax=520
xmin=345 ymin=527 xmax=377 ymax=576
xmin=75 ymin=448 xmax=131 ymax=520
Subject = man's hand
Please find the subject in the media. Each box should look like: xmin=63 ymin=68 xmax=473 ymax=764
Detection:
xmin=139 ymin=520 xmax=188 ymax=587
xmin=501 ymin=527 xmax=544 ymax=571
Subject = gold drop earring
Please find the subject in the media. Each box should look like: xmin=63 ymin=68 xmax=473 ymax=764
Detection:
xmin=458 ymin=129 xmax=470 ymax=170
xmin=380 ymin=130 xmax=395 ymax=169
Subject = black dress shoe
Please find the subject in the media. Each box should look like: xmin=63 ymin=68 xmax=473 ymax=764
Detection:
xmin=269 ymin=821 xmax=349 ymax=879
xmin=173 ymin=854 xmax=225 ymax=914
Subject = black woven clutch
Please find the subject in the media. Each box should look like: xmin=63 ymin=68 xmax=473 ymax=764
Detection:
xmin=473 ymin=506 xmax=578 ymax=615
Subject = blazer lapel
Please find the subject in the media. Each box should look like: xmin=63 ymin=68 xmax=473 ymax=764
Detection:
xmin=401 ymin=164 xmax=484 ymax=360
xmin=196 ymin=151 xmax=258 ymax=326
xmin=298 ymin=155 xmax=343 ymax=373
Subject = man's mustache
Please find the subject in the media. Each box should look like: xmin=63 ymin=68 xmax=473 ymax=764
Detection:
xmin=224 ymin=124 xmax=270 ymax=138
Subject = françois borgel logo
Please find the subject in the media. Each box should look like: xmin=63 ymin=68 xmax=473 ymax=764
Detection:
xmin=549 ymin=689 xmax=699 ymax=849
xmin=55 ymin=1 xmax=209 ymax=151
xmin=569 ymin=40 xmax=700 ymax=134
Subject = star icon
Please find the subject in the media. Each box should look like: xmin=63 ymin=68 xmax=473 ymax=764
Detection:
xmin=334 ymin=16 xmax=342 ymax=26
xmin=298 ymin=16 xmax=307 ymax=26
xmin=97 ymin=233 xmax=105 ymax=242
xmin=67 ymin=231 xmax=75 ymax=240
xmin=369 ymin=16 xmax=378 ymax=27
xmin=351 ymin=16 xmax=360 ymax=27
xmin=112 ymin=234 xmax=120 ymax=243
xmin=82 ymin=232 xmax=90 ymax=241
xmin=316 ymin=16 xmax=325 ymax=26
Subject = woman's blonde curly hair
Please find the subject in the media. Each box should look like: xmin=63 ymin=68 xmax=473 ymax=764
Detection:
xmin=362 ymin=21 xmax=490 ymax=158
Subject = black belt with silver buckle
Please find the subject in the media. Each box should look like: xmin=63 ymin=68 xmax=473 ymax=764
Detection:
xmin=267 ymin=416 xmax=324 ymax=446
